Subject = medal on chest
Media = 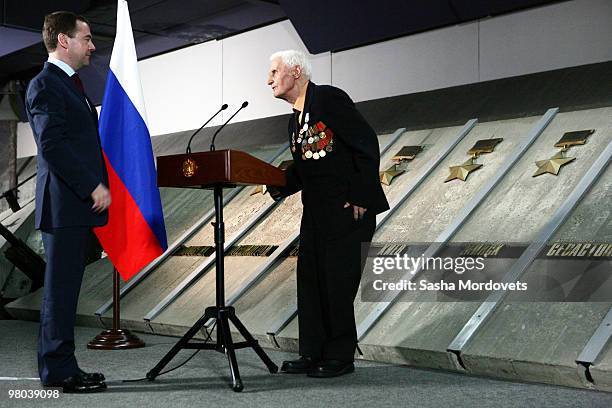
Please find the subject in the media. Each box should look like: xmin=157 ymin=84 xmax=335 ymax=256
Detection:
xmin=293 ymin=120 xmax=334 ymax=160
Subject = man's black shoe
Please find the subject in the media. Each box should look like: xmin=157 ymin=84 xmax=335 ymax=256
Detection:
xmin=307 ymin=360 xmax=354 ymax=378
xmin=44 ymin=373 xmax=107 ymax=393
xmin=79 ymin=369 xmax=106 ymax=382
xmin=280 ymin=356 xmax=319 ymax=374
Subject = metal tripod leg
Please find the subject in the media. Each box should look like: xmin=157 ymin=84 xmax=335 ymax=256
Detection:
xmin=218 ymin=310 xmax=243 ymax=392
xmin=229 ymin=313 xmax=279 ymax=374
xmin=146 ymin=308 xmax=215 ymax=380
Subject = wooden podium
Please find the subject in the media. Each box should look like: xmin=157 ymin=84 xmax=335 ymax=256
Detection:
xmin=147 ymin=150 xmax=285 ymax=392
xmin=156 ymin=149 xmax=285 ymax=188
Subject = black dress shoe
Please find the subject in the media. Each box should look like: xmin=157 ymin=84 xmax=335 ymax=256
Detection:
xmin=280 ymin=356 xmax=319 ymax=374
xmin=45 ymin=373 xmax=107 ymax=393
xmin=79 ymin=369 xmax=106 ymax=382
xmin=307 ymin=360 xmax=354 ymax=378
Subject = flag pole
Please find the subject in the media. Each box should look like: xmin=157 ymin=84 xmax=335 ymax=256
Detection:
xmin=87 ymin=0 xmax=164 ymax=349
xmin=87 ymin=267 xmax=145 ymax=349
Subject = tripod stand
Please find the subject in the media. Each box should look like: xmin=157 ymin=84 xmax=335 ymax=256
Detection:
xmin=146 ymin=186 xmax=278 ymax=392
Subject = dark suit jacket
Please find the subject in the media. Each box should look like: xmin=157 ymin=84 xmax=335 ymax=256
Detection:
xmin=26 ymin=62 xmax=108 ymax=229
xmin=278 ymin=81 xmax=389 ymax=234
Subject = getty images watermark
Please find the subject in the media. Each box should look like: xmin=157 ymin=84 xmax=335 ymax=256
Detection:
xmin=360 ymin=242 xmax=611 ymax=302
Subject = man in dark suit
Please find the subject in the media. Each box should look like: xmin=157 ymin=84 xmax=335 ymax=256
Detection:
xmin=267 ymin=50 xmax=389 ymax=377
xmin=26 ymin=11 xmax=110 ymax=393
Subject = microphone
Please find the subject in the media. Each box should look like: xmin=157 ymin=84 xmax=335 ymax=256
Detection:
xmin=210 ymin=101 xmax=248 ymax=151
xmin=185 ymin=104 xmax=228 ymax=154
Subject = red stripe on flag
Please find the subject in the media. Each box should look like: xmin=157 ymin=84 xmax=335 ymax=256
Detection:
xmin=94 ymin=153 xmax=164 ymax=280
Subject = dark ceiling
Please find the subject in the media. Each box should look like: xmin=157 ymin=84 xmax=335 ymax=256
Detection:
xmin=282 ymin=0 xmax=563 ymax=53
xmin=0 ymin=0 xmax=286 ymax=104
xmin=1 ymin=0 xmax=562 ymax=107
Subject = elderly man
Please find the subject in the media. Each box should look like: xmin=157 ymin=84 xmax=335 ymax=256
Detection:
xmin=267 ymin=50 xmax=389 ymax=377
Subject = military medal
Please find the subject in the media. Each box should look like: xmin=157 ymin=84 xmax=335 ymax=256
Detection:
xmin=296 ymin=120 xmax=335 ymax=160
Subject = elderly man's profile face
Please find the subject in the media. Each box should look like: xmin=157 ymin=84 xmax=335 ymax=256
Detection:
xmin=267 ymin=57 xmax=298 ymax=101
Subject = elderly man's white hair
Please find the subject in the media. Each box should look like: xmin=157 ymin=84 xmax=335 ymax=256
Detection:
xmin=270 ymin=50 xmax=312 ymax=81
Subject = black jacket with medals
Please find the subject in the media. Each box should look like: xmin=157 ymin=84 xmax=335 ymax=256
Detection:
xmin=276 ymin=81 xmax=389 ymax=237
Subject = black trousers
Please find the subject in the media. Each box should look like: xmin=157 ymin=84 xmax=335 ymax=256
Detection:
xmin=296 ymin=207 xmax=375 ymax=362
xmin=38 ymin=227 xmax=91 ymax=384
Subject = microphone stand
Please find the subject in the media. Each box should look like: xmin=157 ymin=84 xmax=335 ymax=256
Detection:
xmin=210 ymin=101 xmax=248 ymax=151
xmin=186 ymin=104 xmax=228 ymax=154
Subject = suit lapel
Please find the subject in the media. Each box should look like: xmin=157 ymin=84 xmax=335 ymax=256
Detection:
xmin=85 ymin=95 xmax=99 ymax=126
xmin=45 ymin=62 xmax=96 ymax=115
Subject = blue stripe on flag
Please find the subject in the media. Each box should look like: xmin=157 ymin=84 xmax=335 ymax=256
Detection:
xmin=98 ymin=71 xmax=168 ymax=249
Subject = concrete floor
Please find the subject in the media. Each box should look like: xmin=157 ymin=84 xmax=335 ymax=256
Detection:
xmin=0 ymin=320 xmax=611 ymax=408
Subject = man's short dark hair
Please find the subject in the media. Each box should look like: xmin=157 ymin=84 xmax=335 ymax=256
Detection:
xmin=42 ymin=11 xmax=90 ymax=52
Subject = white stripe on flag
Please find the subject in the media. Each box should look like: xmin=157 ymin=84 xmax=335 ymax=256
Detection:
xmin=109 ymin=0 xmax=149 ymax=128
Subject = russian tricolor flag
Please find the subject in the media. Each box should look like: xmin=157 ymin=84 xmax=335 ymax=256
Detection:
xmin=94 ymin=0 xmax=167 ymax=280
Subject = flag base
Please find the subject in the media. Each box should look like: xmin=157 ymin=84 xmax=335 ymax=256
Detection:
xmin=87 ymin=329 xmax=145 ymax=350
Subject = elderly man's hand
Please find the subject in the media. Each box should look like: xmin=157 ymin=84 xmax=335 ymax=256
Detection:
xmin=267 ymin=186 xmax=283 ymax=201
xmin=344 ymin=202 xmax=367 ymax=220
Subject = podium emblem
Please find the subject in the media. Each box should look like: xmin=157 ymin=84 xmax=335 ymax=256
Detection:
xmin=182 ymin=158 xmax=197 ymax=178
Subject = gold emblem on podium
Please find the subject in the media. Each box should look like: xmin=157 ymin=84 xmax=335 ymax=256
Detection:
xmin=379 ymin=146 xmax=423 ymax=186
xmin=252 ymin=160 xmax=294 ymax=195
xmin=533 ymin=130 xmax=594 ymax=177
xmin=182 ymin=158 xmax=197 ymax=178
xmin=445 ymin=138 xmax=503 ymax=182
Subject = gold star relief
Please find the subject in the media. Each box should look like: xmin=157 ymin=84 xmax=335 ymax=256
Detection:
xmin=250 ymin=185 xmax=268 ymax=195
xmin=445 ymin=159 xmax=483 ymax=182
xmin=379 ymin=165 xmax=405 ymax=186
xmin=533 ymin=151 xmax=575 ymax=177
